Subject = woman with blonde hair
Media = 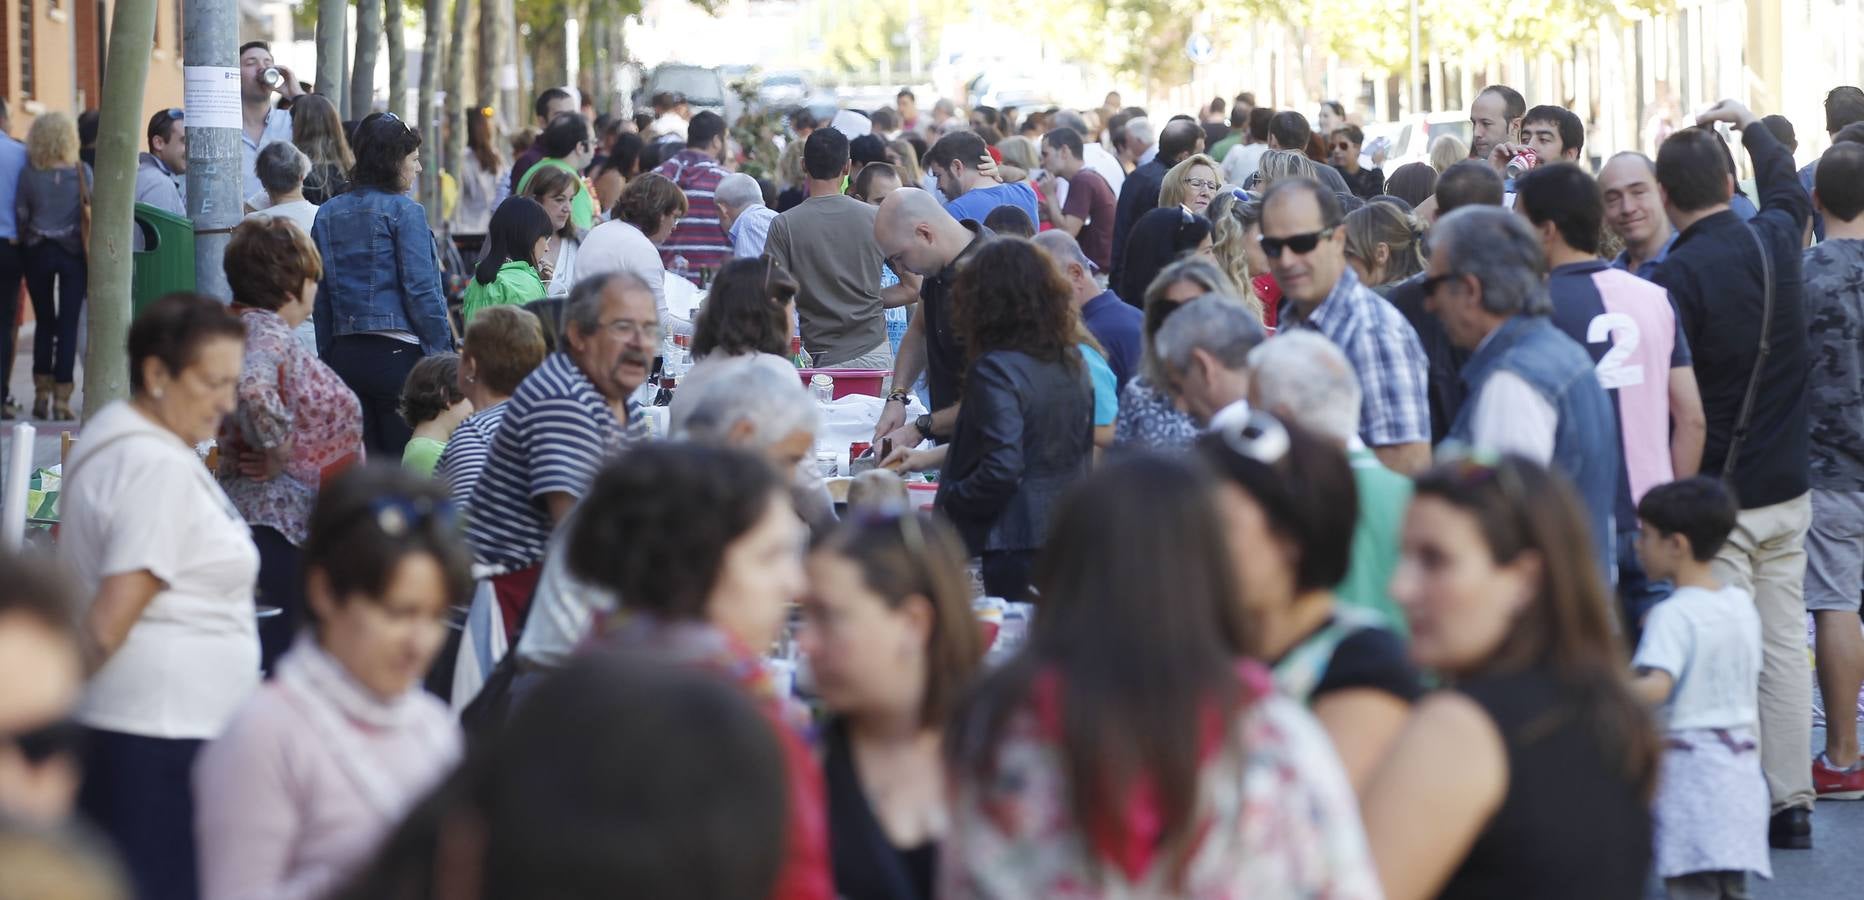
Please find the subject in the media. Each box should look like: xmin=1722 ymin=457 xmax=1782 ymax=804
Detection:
xmin=1159 ymin=152 xmax=1223 ymax=215
xmin=1252 ymin=149 xmax=1314 ymax=190
xmin=886 ymin=138 xmax=923 ymax=187
xmin=1343 ymin=201 xmax=1426 ymax=294
xmin=289 ymin=93 xmax=354 ymax=204
xmin=16 ymin=111 xmax=91 ymax=420
xmin=1428 ymin=134 xmax=1468 ymax=173
xmin=1204 ymin=190 xmax=1266 ymax=324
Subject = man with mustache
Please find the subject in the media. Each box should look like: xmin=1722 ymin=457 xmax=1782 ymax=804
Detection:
xmin=464 ymin=272 xmax=659 ymax=636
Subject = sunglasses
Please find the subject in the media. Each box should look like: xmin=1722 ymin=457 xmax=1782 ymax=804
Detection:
xmin=1434 ymin=448 xmax=1532 ymax=510
xmin=1257 ymin=226 xmax=1338 ymax=259
xmin=5 ymin=717 xmax=84 ymax=764
xmin=359 ymin=494 xmax=457 ymax=538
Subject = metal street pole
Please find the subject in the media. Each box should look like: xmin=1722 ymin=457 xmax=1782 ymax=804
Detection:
xmin=183 ymin=0 xmax=241 ymax=300
xmin=1408 ymin=0 xmax=1420 ymax=115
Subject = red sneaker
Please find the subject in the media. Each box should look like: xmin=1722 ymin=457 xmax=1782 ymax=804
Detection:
xmin=1813 ymin=754 xmax=1864 ymax=800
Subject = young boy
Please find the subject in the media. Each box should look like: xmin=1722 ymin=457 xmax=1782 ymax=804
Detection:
xmin=1631 ymin=477 xmax=1772 ymax=899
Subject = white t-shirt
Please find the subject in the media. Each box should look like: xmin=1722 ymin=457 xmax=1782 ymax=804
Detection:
xmin=1467 ymin=370 xmax=1557 ymax=464
xmin=1222 ymin=143 xmax=1269 ymax=186
xmin=574 ymin=219 xmax=692 ymax=334
xmin=544 ymin=237 xmax=580 ymax=299
xmin=61 ymin=402 xmax=261 ymax=739
xmin=246 ymin=201 xmax=323 ymax=354
xmin=1632 ymin=583 xmax=1762 ymax=732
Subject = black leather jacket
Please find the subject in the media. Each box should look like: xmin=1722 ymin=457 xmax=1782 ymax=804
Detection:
xmin=936 ymin=350 xmax=1095 ymax=554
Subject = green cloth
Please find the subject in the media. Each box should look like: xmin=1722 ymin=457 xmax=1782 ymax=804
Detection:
xmin=1207 ymin=134 xmax=1244 ymax=166
xmin=515 ymin=157 xmax=596 ymax=231
xmin=461 ymin=260 xmax=546 ymax=324
xmin=1335 ymin=446 xmax=1413 ymax=637
xmin=402 ymin=437 xmax=447 ymax=477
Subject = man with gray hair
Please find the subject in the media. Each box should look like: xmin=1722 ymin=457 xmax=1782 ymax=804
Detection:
xmin=1425 ymin=205 xmax=1620 ymax=569
xmin=714 ymin=172 xmax=776 ymax=259
xmin=465 ymin=272 xmax=659 ymax=634
xmin=1248 ymin=331 xmax=1412 ymax=632
xmin=675 ymin=356 xmax=834 ymax=530
xmin=1153 ymin=294 xmax=1269 ymax=426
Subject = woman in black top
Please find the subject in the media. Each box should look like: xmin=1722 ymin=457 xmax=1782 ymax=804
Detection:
xmin=799 ymin=511 xmax=984 ymax=900
xmin=1197 ymin=412 xmax=1421 ymax=794
xmin=1362 ymin=455 xmax=1660 ymax=900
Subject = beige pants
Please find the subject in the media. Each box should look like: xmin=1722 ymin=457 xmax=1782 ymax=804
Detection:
xmin=1711 ymin=492 xmax=1814 ymax=812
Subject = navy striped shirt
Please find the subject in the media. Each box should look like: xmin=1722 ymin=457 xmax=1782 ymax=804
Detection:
xmin=463 ymin=354 xmax=640 ymax=570
xmin=435 ymin=401 xmax=509 ymax=514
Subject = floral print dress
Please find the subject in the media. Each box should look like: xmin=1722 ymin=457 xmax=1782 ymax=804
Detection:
xmin=941 ymin=662 xmax=1383 ymax=899
xmin=218 ymin=308 xmax=364 ymax=544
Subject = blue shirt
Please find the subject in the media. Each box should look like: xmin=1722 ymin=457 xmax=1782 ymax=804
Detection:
xmin=1280 ymin=269 xmax=1432 ymax=447
xmin=943 ymin=182 xmax=1039 ymax=227
xmin=728 ymin=204 xmax=778 ymax=259
xmin=241 ymin=107 xmax=296 ymax=201
xmin=1611 ymin=232 xmax=1676 ymax=281
xmin=1080 ymin=290 xmax=1143 ymax=391
xmin=1079 ymin=343 xmax=1118 ymax=426
xmin=0 ymin=134 xmax=28 ymax=240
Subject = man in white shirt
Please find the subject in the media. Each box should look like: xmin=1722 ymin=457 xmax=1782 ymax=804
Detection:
xmin=239 ymin=41 xmax=303 ymax=200
xmin=1152 ymin=294 xmax=1268 ymax=427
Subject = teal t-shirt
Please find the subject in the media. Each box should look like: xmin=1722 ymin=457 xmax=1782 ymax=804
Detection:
xmin=1079 ymin=343 xmax=1118 ymax=427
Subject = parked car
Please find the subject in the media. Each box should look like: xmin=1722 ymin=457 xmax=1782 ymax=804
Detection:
xmin=1377 ymin=111 xmax=1475 ymax=174
xmin=637 ymin=63 xmax=734 ymax=121
xmin=757 ymin=71 xmax=814 ymax=109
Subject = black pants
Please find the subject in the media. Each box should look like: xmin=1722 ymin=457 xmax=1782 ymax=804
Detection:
xmin=324 ymin=333 xmax=422 ymax=458
xmin=252 ymin=525 xmax=303 ymax=673
xmin=0 ymin=242 xmax=23 ymax=405
xmin=22 ymin=241 xmax=84 ymax=383
xmin=77 ymin=728 xmax=205 ymax=900
xmin=982 ymin=550 xmax=1036 ymax=603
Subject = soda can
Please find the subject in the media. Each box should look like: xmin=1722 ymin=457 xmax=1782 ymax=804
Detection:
xmin=1505 ymin=147 xmax=1541 ymax=179
xmin=262 ymin=67 xmax=284 ymax=89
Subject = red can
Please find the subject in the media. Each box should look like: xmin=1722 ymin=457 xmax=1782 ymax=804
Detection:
xmin=849 ymin=441 xmax=872 ymax=459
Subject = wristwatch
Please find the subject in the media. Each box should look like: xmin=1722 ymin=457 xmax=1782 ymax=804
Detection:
xmin=914 ymin=413 xmax=934 ymax=437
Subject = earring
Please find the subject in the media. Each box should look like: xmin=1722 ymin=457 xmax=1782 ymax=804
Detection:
xmin=152 ymin=387 xmax=165 ymax=400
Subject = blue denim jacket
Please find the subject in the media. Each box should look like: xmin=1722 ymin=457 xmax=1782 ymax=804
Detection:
xmin=1449 ymin=315 xmax=1621 ymax=574
xmin=310 ymin=187 xmax=454 ymax=356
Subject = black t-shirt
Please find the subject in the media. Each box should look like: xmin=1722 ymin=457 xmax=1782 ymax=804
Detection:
xmin=920 ymin=222 xmax=993 ymax=413
xmin=1314 ymin=625 xmax=1426 ymax=702
xmin=823 ymin=718 xmax=935 ymax=900
xmin=1386 ymin=273 xmax=1468 ymax=445
xmin=1338 ymin=164 xmax=1386 ymax=199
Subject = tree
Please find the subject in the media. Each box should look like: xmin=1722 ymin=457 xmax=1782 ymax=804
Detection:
xmin=420 ymin=0 xmax=446 ymax=221
xmin=478 ymin=0 xmax=505 ymax=126
xmin=315 ymin=0 xmax=347 ymax=100
xmin=353 ymin=0 xmax=383 ymax=116
xmin=387 ymin=0 xmax=408 ymax=118
xmin=84 ymin=0 xmax=159 ymax=413
xmin=446 ymin=0 xmax=473 ymax=175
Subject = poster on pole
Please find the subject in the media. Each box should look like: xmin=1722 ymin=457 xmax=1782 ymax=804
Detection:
xmin=184 ymin=66 xmax=243 ymax=130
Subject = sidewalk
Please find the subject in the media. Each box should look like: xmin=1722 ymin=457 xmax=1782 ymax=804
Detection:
xmin=0 ymin=322 xmax=88 ymax=471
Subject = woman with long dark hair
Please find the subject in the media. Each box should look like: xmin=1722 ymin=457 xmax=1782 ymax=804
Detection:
xmin=942 ymin=456 xmax=1379 ymax=896
xmin=922 ymin=238 xmax=1093 ymax=601
xmin=1115 ymin=206 xmax=1213 ymax=307
xmin=290 ymin=94 xmax=353 ymax=205
xmin=1362 ymin=455 xmax=1660 ymax=900
xmin=452 ymin=106 xmax=507 ymax=259
xmin=311 ymin=112 xmax=454 ymax=457
xmin=462 ymin=197 xmax=554 ymax=324
xmin=671 ymin=258 xmax=800 ymax=428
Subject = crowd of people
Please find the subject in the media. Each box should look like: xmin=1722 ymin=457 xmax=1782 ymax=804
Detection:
xmin=0 ymin=39 xmax=1862 ymax=900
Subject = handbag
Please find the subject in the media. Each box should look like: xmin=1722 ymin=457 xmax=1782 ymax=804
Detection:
xmin=76 ymin=166 xmax=92 ymax=256
xmin=1720 ymin=225 xmax=1775 ymax=484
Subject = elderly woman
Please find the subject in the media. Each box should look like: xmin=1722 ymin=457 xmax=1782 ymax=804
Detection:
xmin=218 ymin=218 xmax=364 ymax=672
xmin=195 ymin=465 xmax=472 ymax=900
xmin=678 ymin=357 xmax=833 ymax=532
xmin=1159 ymin=153 xmax=1223 ymax=216
xmin=60 ymin=293 xmax=254 ymax=900
xmin=1113 ymin=256 xmax=1242 ymax=451
xmin=17 ymin=111 xmax=92 ymax=420
xmin=434 ymin=306 xmax=549 ymax=513
xmin=575 ymin=172 xmax=691 ymax=334
xmin=311 ymin=112 xmax=454 ymax=458
xmin=244 ymin=142 xmax=322 ymax=353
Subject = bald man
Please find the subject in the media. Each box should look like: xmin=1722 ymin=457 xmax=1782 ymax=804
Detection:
xmin=1599 ymin=152 xmax=1676 ymax=280
xmin=872 ymin=188 xmax=992 ymax=448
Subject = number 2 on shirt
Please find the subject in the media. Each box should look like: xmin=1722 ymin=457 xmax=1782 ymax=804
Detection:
xmin=1588 ymin=313 xmax=1644 ymax=390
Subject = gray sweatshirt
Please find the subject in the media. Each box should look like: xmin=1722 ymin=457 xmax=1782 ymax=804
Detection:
xmin=16 ymin=163 xmax=91 ymax=256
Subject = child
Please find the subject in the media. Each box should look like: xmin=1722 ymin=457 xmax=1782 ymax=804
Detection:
xmin=1631 ymin=477 xmax=1771 ymax=898
xmin=461 ymin=197 xmax=555 ymax=324
xmin=399 ymin=353 xmax=473 ymax=477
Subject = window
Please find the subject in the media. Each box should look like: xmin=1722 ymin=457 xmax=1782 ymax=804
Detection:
xmin=20 ymin=0 xmax=33 ymax=98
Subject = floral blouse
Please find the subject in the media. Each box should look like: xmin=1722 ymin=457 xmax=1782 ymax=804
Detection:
xmin=940 ymin=663 xmax=1383 ymax=899
xmin=1112 ymin=375 xmax=1200 ymax=451
xmin=218 ymin=308 xmax=363 ymax=544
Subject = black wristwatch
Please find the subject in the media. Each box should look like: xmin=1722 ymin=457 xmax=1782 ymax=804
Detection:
xmin=914 ymin=413 xmax=934 ymax=437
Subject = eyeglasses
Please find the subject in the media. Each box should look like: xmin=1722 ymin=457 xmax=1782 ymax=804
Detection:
xmin=1332 ymin=143 xmax=1353 ymax=152
xmin=1214 ymin=410 xmax=1292 ymax=466
xmin=1257 ymin=226 xmax=1338 ymax=259
xmin=1421 ymin=271 xmax=1465 ymax=298
xmin=1185 ymin=178 xmax=1221 ymax=192
xmin=600 ymin=318 xmax=663 ymax=342
xmin=5 ymin=717 xmax=84 ymax=764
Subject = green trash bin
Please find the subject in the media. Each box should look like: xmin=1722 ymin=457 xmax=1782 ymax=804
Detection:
xmin=131 ymin=203 xmax=195 ymax=316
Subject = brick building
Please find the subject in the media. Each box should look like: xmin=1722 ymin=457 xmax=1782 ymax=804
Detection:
xmin=0 ymin=0 xmax=186 ymax=130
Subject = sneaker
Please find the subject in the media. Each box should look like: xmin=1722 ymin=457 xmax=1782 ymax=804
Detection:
xmin=1814 ymin=753 xmax=1864 ymax=800
xmin=1768 ymin=806 xmax=1813 ymax=849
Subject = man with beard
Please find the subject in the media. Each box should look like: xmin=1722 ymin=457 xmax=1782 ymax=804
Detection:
xmin=464 ymin=273 xmax=658 ymax=635
xmin=1468 ymin=85 xmax=1526 ymax=164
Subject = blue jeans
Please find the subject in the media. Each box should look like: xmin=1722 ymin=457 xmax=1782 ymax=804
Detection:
xmin=324 ymin=333 xmax=422 ymax=458
xmin=78 ymin=729 xmax=204 ymax=900
xmin=23 ymin=241 xmax=84 ymax=383
xmin=1619 ymin=527 xmax=1673 ymax=645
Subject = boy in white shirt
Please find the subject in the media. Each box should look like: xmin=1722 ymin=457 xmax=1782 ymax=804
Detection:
xmin=1631 ymin=477 xmax=1772 ymax=899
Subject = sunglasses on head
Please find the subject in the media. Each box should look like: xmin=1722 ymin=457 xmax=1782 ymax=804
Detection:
xmin=5 ymin=717 xmax=84 ymax=764
xmin=1257 ymin=225 xmax=1337 ymax=259
xmin=1215 ymin=410 xmax=1291 ymax=466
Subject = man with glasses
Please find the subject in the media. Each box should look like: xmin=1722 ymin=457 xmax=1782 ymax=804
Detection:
xmin=1261 ymin=177 xmax=1431 ymax=474
xmin=516 ymin=112 xmax=600 ymax=232
xmin=464 ymin=273 xmax=657 ymax=636
xmin=238 ymin=41 xmax=303 ymax=200
xmin=653 ymin=110 xmax=735 ymax=282
xmin=1423 ymin=205 xmax=1620 ymax=572
xmin=1329 ymin=125 xmax=1384 ymax=199
xmin=0 ymin=551 xmax=85 ymax=825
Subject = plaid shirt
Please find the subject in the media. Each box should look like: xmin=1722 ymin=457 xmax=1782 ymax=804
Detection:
xmin=654 ymin=150 xmax=732 ymax=283
xmin=1282 ymin=269 xmax=1432 ymax=447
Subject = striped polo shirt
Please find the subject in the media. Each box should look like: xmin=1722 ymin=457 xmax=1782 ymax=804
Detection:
xmin=434 ymin=400 xmax=509 ymax=514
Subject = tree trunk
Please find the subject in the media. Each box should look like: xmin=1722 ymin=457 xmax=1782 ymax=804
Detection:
xmin=314 ymin=0 xmax=347 ymax=100
xmin=419 ymin=0 xmax=444 ymax=222
xmin=83 ymin=0 xmax=158 ymax=414
xmin=477 ymin=0 xmax=503 ymax=128
xmin=386 ymin=0 xmax=407 ymax=118
xmin=352 ymin=0 xmax=382 ymax=116
xmin=446 ymin=0 xmax=472 ymax=175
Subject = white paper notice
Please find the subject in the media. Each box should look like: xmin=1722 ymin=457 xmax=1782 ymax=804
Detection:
xmin=184 ymin=66 xmax=243 ymax=130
